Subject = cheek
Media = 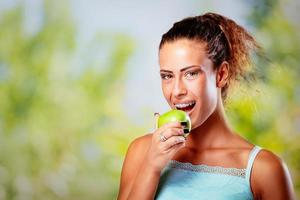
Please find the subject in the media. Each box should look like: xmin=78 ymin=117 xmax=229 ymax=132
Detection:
xmin=193 ymin=75 xmax=217 ymax=105
xmin=161 ymin=83 xmax=172 ymax=102
xmin=206 ymin=77 xmax=218 ymax=99
xmin=201 ymin=75 xmax=218 ymax=112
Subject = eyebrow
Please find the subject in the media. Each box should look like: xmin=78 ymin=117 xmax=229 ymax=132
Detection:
xmin=160 ymin=65 xmax=203 ymax=73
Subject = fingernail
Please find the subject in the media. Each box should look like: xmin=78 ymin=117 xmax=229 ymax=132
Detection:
xmin=179 ymin=137 xmax=185 ymax=142
xmin=184 ymin=129 xmax=189 ymax=134
xmin=180 ymin=121 xmax=187 ymax=126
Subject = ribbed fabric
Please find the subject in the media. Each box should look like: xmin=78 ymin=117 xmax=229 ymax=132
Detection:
xmin=155 ymin=146 xmax=262 ymax=200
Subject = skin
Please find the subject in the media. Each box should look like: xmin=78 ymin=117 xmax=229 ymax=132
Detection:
xmin=117 ymin=39 xmax=296 ymax=200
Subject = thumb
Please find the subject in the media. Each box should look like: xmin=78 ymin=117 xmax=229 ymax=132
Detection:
xmin=168 ymin=142 xmax=185 ymax=157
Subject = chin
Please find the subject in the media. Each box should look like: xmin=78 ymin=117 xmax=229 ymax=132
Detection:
xmin=189 ymin=109 xmax=211 ymax=131
xmin=190 ymin=119 xmax=203 ymax=131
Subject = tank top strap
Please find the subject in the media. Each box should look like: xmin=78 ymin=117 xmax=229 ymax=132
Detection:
xmin=245 ymin=146 xmax=262 ymax=184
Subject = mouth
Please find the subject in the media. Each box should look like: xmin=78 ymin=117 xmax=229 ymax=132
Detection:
xmin=174 ymin=101 xmax=196 ymax=113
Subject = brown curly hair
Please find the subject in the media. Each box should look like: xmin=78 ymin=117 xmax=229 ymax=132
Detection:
xmin=159 ymin=12 xmax=261 ymax=101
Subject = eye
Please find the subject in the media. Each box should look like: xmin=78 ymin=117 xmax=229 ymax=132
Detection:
xmin=185 ymin=70 xmax=200 ymax=79
xmin=160 ymin=73 xmax=173 ymax=80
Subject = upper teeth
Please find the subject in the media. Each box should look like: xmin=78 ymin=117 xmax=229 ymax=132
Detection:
xmin=175 ymin=102 xmax=195 ymax=108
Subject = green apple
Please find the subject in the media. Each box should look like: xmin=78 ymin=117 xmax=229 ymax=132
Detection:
xmin=157 ymin=109 xmax=191 ymax=136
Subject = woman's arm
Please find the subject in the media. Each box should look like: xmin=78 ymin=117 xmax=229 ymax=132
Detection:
xmin=117 ymin=122 xmax=186 ymax=200
xmin=251 ymin=150 xmax=296 ymax=200
xmin=126 ymin=146 xmax=162 ymax=200
xmin=117 ymin=134 xmax=155 ymax=200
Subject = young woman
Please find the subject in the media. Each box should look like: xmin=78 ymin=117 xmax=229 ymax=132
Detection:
xmin=117 ymin=12 xmax=295 ymax=200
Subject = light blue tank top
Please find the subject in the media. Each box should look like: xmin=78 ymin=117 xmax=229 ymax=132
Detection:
xmin=155 ymin=146 xmax=262 ymax=200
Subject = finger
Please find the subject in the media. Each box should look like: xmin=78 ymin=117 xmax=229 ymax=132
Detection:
xmin=153 ymin=121 xmax=185 ymax=143
xmin=167 ymin=141 xmax=185 ymax=155
xmin=163 ymin=136 xmax=186 ymax=150
xmin=160 ymin=127 xmax=184 ymax=141
xmin=155 ymin=121 xmax=183 ymax=136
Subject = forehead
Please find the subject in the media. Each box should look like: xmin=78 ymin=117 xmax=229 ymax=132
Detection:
xmin=159 ymin=39 xmax=212 ymax=71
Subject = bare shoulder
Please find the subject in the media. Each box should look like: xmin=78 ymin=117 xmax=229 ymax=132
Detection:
xmin=251 ymin=149 xmax=295 ymax=200
xmin=117 ymin=133 xmax=152 ymax=200
xmin=127 ymin=133 xmax=152 ymax=159
xmin=122 ymin=133 xmax=152 ymax=172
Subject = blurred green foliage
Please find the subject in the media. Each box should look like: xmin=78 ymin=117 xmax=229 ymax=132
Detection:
xmin=228 ymin=0 xmax=300 ymax=197
xmin=0 ymin=0 xmax=299 ymax=200
xmin=0 ymin=2 xmax=138 ymax=200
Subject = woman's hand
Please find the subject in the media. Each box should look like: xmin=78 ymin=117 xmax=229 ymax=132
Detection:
xmin=145 ymin=121 xmax=186 ymax=173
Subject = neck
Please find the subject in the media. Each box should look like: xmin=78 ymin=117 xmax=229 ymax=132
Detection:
xmin=186 ymin=98 xmax=233 ymax=151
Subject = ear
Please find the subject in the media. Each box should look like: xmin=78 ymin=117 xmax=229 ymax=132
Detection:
xmin=216 ymin=61 xmax=229 ymax=88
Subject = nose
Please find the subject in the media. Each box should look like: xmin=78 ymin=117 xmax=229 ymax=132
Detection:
xmin=172 ymin=77 xmax=187 ymax=98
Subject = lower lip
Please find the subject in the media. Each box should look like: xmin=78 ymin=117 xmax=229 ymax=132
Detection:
xmin=185 ymin=104 xmax=195 ymax=131
xmin=184 ymin=103 xmax=196 ymax=116
xmin=189 ymin=105 xmax=195 ymax=116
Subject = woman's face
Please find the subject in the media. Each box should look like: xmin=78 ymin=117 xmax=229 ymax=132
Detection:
xmin=159 ymin=39 xmax=219 ymax=129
